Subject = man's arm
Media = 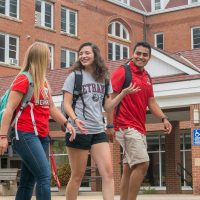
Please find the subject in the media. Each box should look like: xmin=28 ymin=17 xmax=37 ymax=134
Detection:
xmin=105 ymin=92 xmax=118 ymax=141
xmin=148 ymin=97 xmax=172 ymax=134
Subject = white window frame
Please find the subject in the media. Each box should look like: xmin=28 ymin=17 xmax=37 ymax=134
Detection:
xmin=61 ymin=48 xmax=77 ymax=68
xmin=61 ymin=7 xmax=77 ymax=36
xmin=146 ymin=133 xmax=191 ymax=188
xmin=115 ymin=0 xmax=130 ymax=5
xmin=0 ymin=32 xmax=19 ymax=66
xmin=180 ymin=134 xmax=192 ymax=187
xmin=154 ymin=32 xmax=164 ymax=49
xmin=0 ymin=0 xmax=19 ymax=18
xmin=108 ymin=21 xmax=129 ymax=41
xmin=48 ymin=44 xmax=54 ymax=70
xmin=108 ymin=41 xmax=129 ymax=61
xmin=191 ymin=26 xmax=200 ymax=49
xmin=146 ymin=134 xmax=165 ymax=187
xmin=151 ymin=0 xmax=164 ymax=11
xmin=155 ymin=0 xmax=161 ymax=10
xmin=35 ymin=0 xmax=53 ymax=29
xmin=188 ymin=0 xmax=200 ymax=4
xmin=40 ymin=42 xmax=54 ymax=70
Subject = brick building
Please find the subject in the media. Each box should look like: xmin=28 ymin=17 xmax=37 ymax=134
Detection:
xmin=1 ymin=0 xmax=200 ymax=195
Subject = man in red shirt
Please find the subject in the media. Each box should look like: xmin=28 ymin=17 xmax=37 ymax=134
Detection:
xmin=108 ymin=41 xmax=172 ymax=200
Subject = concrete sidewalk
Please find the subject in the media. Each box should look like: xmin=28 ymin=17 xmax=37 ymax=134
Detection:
xmin=1 ymin=194 xmax=200 ymax=200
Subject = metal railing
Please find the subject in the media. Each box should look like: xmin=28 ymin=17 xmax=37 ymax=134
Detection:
xmin=176 ymin=162 xmax=192 ymax=188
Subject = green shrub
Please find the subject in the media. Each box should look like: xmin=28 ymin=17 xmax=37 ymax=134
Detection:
xmin=51 ymin=163 xmax=71 ymax=186
xmin=141 ymin=186 xmax=157 ymax=194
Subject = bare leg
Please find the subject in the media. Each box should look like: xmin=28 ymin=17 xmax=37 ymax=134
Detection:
xmin=91 ymin=142 xmax=114 ymax=200
xmin=127 ymin=162 xmax=149 ymax=200
xmin=65 ymin=147 xmax=89 ymax=200
xmin=120 ymin=164 xmax=131 ymax=200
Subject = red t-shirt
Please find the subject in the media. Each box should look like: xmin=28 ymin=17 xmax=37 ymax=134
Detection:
xmin=111 ymin=61 xmax=154 ymax=134
xmin=11 ymin=74 xmax=50 ymax=137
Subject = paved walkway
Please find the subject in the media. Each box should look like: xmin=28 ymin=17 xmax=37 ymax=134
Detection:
xmin=1 ymin=194 xmax=200 ymax=200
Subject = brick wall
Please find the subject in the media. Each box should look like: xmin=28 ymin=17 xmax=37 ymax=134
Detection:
xmin=146 ymin=6 xmax=200 ymax=53
xmin=111 ymin=139 xmax=121 ymax=195
xmin=1 ymin=1 xmax=200 ymax=75
xmin=190 ymin=104 xmax=200 ymax=194
xmin=165 ymin=121 xmax=181 ymax=193
xmin=0 ymin=0 xmax=143 ymax=74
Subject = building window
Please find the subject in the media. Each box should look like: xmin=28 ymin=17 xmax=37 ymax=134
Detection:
xmin=108 ymin=41 xmax=129 ymax=61
xmin=154 ymin=33 xmax=164 ymax=49
xmin=108 ymin=21 xmax=130 ymax=60
xmin=154 ymin=0 xmax=161 ymax=10
xmin=61 ymin=7 xmax=77 ymax=36
xmin=189 ymin=0 xmax=200 ymax=4
xmin=192 ymin=27 xmax=200 ymax=49
xmin=0 ymin=32 xmax=19 ymax=65
xmin=180 ymin=133 xmax=192 ymax=187
xmin=0 ymin=0 xmax=19 ymax=18
xmin=35 ymin=0 xmax=53 ymax=29
xmin=144 ymin=134 xmax=166 ymax=187
xmin=61 ymin=48 xmax=77 ymax=68
xmin=141 ymin=133 xmax=192 ymax=188
xmin=108 ymin=21 xmax=129 ymax=40
xmin=48 ymin=44 xmax=54 ymax=70
xmin=115 ymin=0 xmax=130 ymax=5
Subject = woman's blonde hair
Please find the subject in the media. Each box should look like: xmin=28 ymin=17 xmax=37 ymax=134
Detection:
xmin=20 ymin=42 xmax=49 ymax=100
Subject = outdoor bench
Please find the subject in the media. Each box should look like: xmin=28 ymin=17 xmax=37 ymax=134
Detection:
xmin=0 ymin=168 xmax=18 ymax=195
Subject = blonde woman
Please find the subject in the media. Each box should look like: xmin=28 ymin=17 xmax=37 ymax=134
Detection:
xmin=0 ymin=42 xmax=75 ymax=200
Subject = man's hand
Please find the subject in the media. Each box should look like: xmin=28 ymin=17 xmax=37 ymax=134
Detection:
xmin=121 ymin=83 xmax=140 ymax=95
xmin=163 ymin=118 xmax=172 ymax=134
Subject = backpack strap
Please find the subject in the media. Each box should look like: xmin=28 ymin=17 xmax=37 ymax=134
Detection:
xmin=11 ymin=72 xmax=35 ymax=140
xmin=72 ymin=70 xmax=87 ymax=120
xmin=19 ymin=72 xmax=34 ymax=109
xmin=102 ymin=79 xmax=109 ymax=107
xmin=122 ymin=64 xmax=132 ymax=88
xmin=115 ymin=64 xmax=132 ymax=117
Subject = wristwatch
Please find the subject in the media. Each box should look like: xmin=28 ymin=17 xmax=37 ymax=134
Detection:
xmin=161 ymin=116 xmax=168 ymax=123
xmin=106 ymin=124 xmax=114 ymax=129
xmin=63 ymin=120 xmax=69 ymax=127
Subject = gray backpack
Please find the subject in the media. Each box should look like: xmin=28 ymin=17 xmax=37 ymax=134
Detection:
xmin=0 ymin=72 xmax=36 ymax=140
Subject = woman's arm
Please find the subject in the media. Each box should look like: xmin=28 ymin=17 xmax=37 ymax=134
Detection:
xmin=63 ymin=92 xmax=88 ymax=134
xmin=0 ymin=91 xmax=23 ymax=155
xmin=1 ymin=91 xmax=23 ymax=135
xmin=104 ymin=83 xmax=140 ymax=112
xmin=49 ymin=94 xmax=76 ymax=141
xmin=148 ymin=97 xmax=172 ymax=134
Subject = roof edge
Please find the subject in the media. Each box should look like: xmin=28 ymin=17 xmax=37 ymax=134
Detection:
xmin=107 ymin=0 xmax=200 ymax=16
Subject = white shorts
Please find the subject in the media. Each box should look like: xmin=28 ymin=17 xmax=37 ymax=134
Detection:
xmin=115 ymin=127 xmax=149 ymax=168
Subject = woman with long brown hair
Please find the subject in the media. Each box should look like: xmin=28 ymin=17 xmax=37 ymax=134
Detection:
xmin=63 ymin=42 xmax=139 ymax=200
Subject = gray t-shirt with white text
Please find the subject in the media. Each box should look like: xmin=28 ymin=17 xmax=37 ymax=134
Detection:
xmin=62 ymin=70 xmax=113 ymax=134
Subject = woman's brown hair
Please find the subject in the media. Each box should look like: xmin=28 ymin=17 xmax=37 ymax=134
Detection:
xmin=73 ymin=42 xmax=109 ymax=82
